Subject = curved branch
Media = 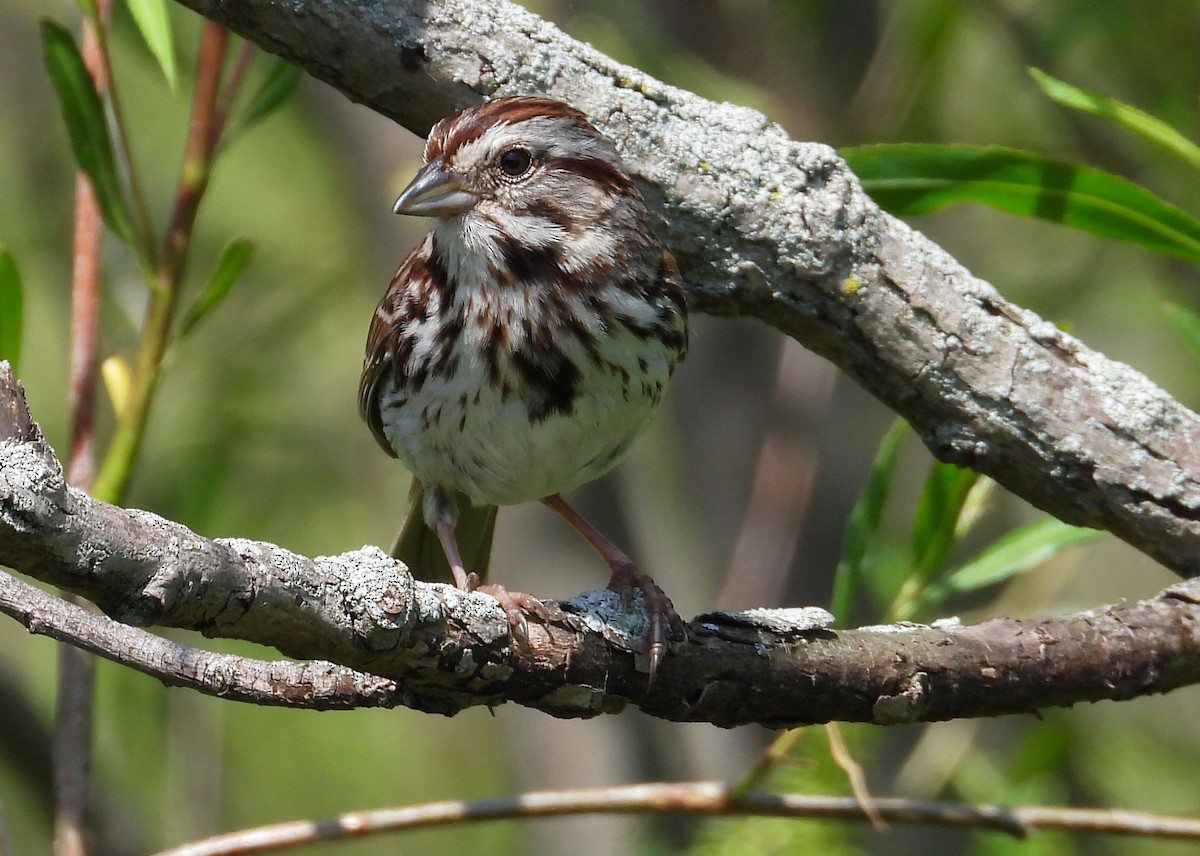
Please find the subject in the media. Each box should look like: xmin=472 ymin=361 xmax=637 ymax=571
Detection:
xmin=4 ymin=365 xmax=1200 ymax=724
xmin=168 ymin=0 xmax=1200 ymax=576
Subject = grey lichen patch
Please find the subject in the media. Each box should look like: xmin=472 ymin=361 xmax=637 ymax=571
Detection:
xmin=430 ymin=585 xmax=512 ymax=646
xmin=317 ymin=546 xmax=415 ymax=652
xmin=0 ymin=442 xmax=66 ymax=512
xmin=697 ymin=606 xmax=835 ymax=635
xmin=564 ymin=589 xmax=652 ymax=654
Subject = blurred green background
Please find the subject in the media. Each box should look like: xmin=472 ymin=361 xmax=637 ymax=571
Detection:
xmin=2 ymin=1 xmax=1199 ymax=854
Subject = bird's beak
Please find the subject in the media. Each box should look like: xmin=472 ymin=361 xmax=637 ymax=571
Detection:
xmin=393 ymin=157 xmax=478 ymax=216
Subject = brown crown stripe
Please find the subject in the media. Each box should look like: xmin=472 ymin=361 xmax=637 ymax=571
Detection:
xmin=428 ymin=97 xmax=592 ymax=161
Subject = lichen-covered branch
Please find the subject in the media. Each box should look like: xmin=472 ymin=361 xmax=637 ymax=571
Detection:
xmin=4 ymin=365 xmax=1200 ymax=724
xmin=167 ymin=0 xmax=1200 ymax=577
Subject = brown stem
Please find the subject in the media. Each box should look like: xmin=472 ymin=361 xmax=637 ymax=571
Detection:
xmin=66 ymin=173 xmax=101 ymax=489
xmin=213 ymin=39 xmax=258 ymax=138
xmin=54 ymin=8 xmax=111 ymax=855
xmin=52 ymin=643 xmax=94 ymax=856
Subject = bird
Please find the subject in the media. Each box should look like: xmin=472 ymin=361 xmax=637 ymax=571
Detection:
xmin=358 ymin=95 xmax=688 ymax=675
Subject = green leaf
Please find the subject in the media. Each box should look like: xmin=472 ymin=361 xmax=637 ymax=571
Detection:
xmin=179 ymin=238 xmax=255 ymax=337
xmin=1029 ymin=67 xmax=1200 ymax=172
xmin=0 ymin=250 xmax=23 ymax=373
xmin=918 ymin=517 xmax=1102 ymax=607
xmin=125 ymin=0 xmax=178 ymax=91
xmin=41 ymin=20 xmax=135 ymax=243
xmin=830 ymin=418 xmax=908 ymax=625
xmin=911 ymin=461 xmax=979 ymax=581
xmin=237 ymin=58 xmax=302 ymax=131
xmin=1163 ymin=302 xmax=1200 ymax=361
xmin=841 ymin=144 xmax=1200 ymax=263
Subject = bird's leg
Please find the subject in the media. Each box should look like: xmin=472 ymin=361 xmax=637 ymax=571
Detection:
xmin=431 ymin=503 xmax=547 ymax=648
xmin=542 ymin=493 xmax=679 ymax=678
xmin=434 ymin=518 xmax=478 ymax=590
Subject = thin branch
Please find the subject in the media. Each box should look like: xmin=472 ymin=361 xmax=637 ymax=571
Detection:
xmin=212 ymin=39 xmax=257 ymax=138
xmin=0 ymin=569 xmax=403 ymax=710
xmin=4 ymin=363 xmax=1200 ymax=725
xmin=151 ymin=781 xmax=1200 ymax=856
xmin=825 ymin=722 xmax=885 ymax=831
xmin=56 ymin=9 xmax=109 ymax=856
xmin=165 ymin=0 xmax=1200 ymax=578
xmin=53 ymin=640 xmax=93 ymax=856
xmin=66 ymin=173 xmax=101 ymax=488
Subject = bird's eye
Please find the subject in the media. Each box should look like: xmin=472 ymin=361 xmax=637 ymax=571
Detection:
xmin=498 ymin=148 xmax=533 ymax=177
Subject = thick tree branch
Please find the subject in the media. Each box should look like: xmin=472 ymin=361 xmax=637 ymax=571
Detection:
xmin=4 ymin=366 xmax=1200 ymax=724
xmin=168 ymin=0 xmax=1200 ymax=577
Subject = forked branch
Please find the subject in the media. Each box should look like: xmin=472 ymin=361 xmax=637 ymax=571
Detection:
xmin=3 ymin=365 xmax=1199 ymax=723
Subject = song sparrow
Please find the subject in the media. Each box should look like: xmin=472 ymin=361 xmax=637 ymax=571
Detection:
xmin=358 ymin=96 xmax=688 ymax=675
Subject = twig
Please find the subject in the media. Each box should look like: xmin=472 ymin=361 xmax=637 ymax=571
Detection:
xmin=732 ymin=728 xmax=808 ymax=796
xmin=824 ymin=722 xmax=885 ymax=830
xmin=0 ymin=569 xmax=402 ymax=710
xmin=52 ymin=640 xmax=93 ymax=856
xmin=55 ymin=8 xmax=110 ymax=855
xmin=150 ymin=781 xmax=1200 ymax=856
xmin=212 ymin=39 xmax=257 ymax=137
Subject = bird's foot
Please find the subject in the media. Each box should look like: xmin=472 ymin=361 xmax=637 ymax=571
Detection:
xmin=471 ymin=580 xmax=550 ymax=651
xmin=606 ymin=559 xmax=681 ymax=683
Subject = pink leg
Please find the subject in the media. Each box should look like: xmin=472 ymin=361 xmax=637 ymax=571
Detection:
xmin=435 ymin=519 xmax=546 ymax=648
xmin=542 ymin=493 xmax=678 ymax=679
xmin=435 ymin=519 xmax=478 ymax=590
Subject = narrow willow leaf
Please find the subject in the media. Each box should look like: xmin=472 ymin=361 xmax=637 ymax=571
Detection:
xmin=910 ymin=461 xmax=979 ymax=583
xmin=830 ymin=418 xmax=908 ymax=624
xmin=0 ymin=251 xmax=24 ymax=373
xmin=1163 ymin=302 xmax=1200 ymax=361
xmin=953 ymin=475 xmax=996 ymax=542
xmin=1029 ymin=67 xmax=1200 ymax=171
xmin=238 ymin=59 xmax=302 ymax=130
xmin=841 ymin=144 xmax=1200 ymax=263
xmin=126 ymin=0 xmax=178 ymax=91
xmin=41 ymin=20 xmax=135 ymax=242
xmin=920 ymin=517 xmax=1102 ymax=606
xmin=101 ymin=354 xmax=133 ymax=418
xmin=179 ymin=238 xmax=255 ymax=337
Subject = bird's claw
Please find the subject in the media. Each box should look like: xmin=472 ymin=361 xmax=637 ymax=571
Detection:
xmin=476 ymin=583 xmax=548 ymax=652
xmin=606 ymin=562 xmax=680 ymax=686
